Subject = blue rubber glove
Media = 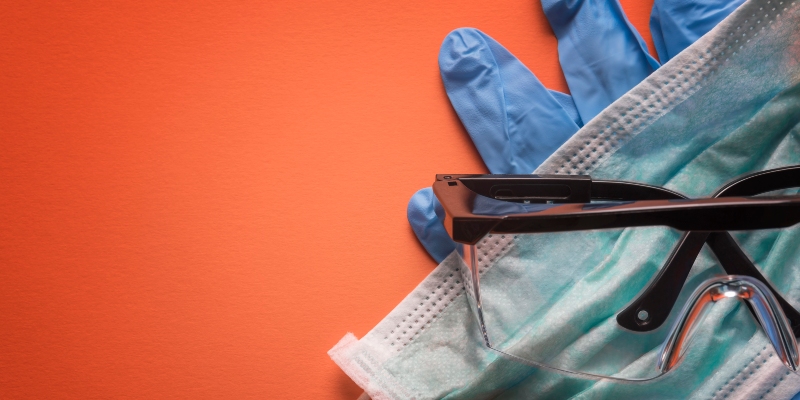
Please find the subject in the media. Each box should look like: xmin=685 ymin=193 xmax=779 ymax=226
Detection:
xmin=409 ymin=0 xmax=743 ymax=263
xmin=651 ymin=0 xmax=746 ymax=62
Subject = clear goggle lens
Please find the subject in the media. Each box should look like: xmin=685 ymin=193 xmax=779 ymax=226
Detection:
xmin=457 ymin=226 xmax=800 ymax=381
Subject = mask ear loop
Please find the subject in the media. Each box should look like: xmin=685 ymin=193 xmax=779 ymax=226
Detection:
xmin=658 ymin=275 xmax=800 ymax=374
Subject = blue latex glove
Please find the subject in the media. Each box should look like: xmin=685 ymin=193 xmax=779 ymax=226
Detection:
xmin=408 ymin=0 xmax=743 ymax=262
xmin=651 ymin=0 xmax=746 ymax=62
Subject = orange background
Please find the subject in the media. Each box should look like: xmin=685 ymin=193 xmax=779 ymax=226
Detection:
xmin=0 ymin=1 xmax=654 ymax=398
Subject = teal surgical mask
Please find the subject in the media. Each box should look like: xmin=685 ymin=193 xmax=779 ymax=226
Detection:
xmin=331 ymin=0 xmax=800 ymax=398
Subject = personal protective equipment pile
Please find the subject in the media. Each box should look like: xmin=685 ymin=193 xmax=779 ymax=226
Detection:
xmin=331 ymin=0 xmax=800 ymax=398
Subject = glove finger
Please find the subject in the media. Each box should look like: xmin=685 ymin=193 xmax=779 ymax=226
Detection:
xmin=439 ymin=28 xmax=581 ymax=175
xmin=542 ymin=0 xmax=661 ymax=123
xmin=650 ymin=0 xmax=745 ymax=62
xmin=407 ymin=187 xmax=455 ymax=263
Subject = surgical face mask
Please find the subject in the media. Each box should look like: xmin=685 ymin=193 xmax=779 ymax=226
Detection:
xmin=330 ymin=0 xmax=800 ymax=398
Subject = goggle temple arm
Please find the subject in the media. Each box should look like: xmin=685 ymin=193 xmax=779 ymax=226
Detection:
xmin=618 ymin=165 xmax=800 ymax=334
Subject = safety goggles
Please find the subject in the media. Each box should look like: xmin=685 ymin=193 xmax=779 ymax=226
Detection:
xmin=433 ymin=165 xmax=800 ymax=381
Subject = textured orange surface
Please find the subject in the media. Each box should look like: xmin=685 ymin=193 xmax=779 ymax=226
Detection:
xmin=0 ymin=1 xmax=653 ymax=398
